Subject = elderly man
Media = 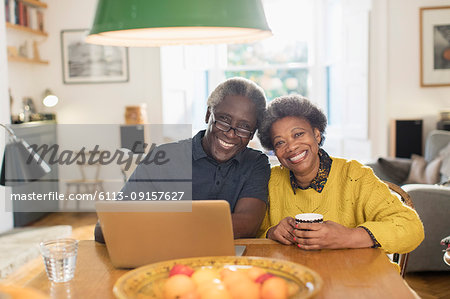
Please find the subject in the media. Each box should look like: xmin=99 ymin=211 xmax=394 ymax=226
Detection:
xmin=95 ymin=77 xmax=270 ymax=241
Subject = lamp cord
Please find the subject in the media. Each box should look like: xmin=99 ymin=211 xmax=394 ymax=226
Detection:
xmin=0 ymin=124 xmax=19 ymax=141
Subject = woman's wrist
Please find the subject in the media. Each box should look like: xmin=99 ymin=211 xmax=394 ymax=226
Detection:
xmin=346 ymin=227 xmax=376 ymax=248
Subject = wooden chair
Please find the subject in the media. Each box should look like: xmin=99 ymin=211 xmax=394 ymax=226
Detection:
xmin=383 ymin=180 xmax=415 ymax=277
xmin=64 ymin=152 xmax=105 ymax=210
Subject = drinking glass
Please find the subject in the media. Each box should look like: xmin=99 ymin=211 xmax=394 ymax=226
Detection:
xmin=40 ymin=238 xmax=78 ymax=283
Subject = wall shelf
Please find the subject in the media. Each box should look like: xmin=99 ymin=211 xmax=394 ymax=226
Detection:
xmin=21 ymin=0 xmax=47 ymax=9
xmin=6 ymin=22 xmax=48 ymax=36
xmin=8 ymin=55 xmax=48 ymax=65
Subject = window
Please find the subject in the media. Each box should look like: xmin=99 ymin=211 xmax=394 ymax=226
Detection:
xmin=223 ymin=0 xmax=313 ymax=101
xmin=161 ymin=0 xmax=372 ymax=159
xmin=212 ymin=0 xmax=314 ymax=102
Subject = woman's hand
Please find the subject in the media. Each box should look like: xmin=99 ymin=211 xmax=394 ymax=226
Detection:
xmin=267 ymin=217 xmax=296 ymax=245
xmin=293 ymin=221 xmax=374 ymax=250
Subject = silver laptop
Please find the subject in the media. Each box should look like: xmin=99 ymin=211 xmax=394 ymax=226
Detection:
xmin=95 ymin=200 xmax=240 ymax=268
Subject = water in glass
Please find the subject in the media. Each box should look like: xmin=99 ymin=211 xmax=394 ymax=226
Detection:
xmin=40 ymin=239 xmax=78 ymax=283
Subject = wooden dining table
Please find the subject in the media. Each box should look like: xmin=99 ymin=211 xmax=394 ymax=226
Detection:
xmin=3 ymin=239 xmax=417 ymax=298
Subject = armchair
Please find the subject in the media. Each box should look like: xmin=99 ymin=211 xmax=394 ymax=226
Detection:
xmin=367 ymin=130 xmax=450 ymax=272
xmin=402 ymin=184 xmax=449 ymax=272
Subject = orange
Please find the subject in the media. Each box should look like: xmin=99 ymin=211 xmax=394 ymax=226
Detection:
xmin=179 ymin=290 xmax=200 ymax=299
xmin=246 ymin=267 xmax=266 ymax=281
xmin=226 ymin=278 xmax=260 ymax=299
xmin=261 ymin=277 xmax=288 ymax=299
xmin=191 ymin=268 xmax=221 ymax=286
xmin=222 ymin=270 xmax=249 ymax=288
xmin=163 ymin=274 xmax=197 ymax=299
xmin=197 ymin=280 xmax=232 ymax=299
xmin=219 ymin=268 xmax=235 ymax=280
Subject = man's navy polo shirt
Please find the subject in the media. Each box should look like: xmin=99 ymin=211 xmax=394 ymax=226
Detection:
xmin=95 ymin=130 xmax=271 ymax=243
xmin=192 ymin=130 xmax=270 ymax=212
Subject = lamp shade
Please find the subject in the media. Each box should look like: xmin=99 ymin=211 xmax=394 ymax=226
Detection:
xmin=0 ymin=139 xmax=51 ymax=186
xmin=42 ymin=89 xmax=59 ymax=108
xmin=86 ymin=0 xmax=272 ymax=47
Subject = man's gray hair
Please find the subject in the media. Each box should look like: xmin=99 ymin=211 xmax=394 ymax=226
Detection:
xmin=207 ymin=77 xmax=267 ymax=130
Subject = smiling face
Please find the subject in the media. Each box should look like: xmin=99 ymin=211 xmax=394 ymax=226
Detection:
xmin=202 ymin=95 xmax=257 ymax=163
xmin=271 ymin=116 xmax=321 ymax=185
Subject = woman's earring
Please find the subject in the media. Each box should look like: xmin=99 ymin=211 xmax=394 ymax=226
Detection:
xmin=280 ymin=164 xmax=284 ymax=170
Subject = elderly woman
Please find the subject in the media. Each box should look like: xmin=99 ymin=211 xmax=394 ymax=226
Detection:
xmin=257 ymin=95 xmax=424 ymax=254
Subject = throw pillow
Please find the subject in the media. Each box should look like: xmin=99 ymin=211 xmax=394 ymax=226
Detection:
xmin=377 ymin=157 xmax=412 ymax=184
xmin=439 ymin=142 xmax=450 ymax=182
xmin=404 ymin=154 xmax=443 ymax=184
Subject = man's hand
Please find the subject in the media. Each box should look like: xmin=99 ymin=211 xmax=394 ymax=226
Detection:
xmin=267 ymin=217 xmax=296 ymax=245
xmin=293 ymin=221 xmax=374 ymax=250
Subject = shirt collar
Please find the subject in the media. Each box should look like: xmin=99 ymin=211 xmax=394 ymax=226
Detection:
xmin=192 ymin=130 xmax=245 ymax=164
xmin=192 ymin=130 xmax=208 ymax=161
xmin=290 ymin=148 xmax=332 ymax=193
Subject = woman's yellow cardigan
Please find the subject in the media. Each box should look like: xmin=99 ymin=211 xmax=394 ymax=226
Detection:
xmin=258 ymin=157 xmax=424 ymax=254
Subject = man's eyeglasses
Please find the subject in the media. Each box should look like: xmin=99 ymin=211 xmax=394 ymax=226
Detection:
xmin=211 ymin=114 xmax=254 ymax=139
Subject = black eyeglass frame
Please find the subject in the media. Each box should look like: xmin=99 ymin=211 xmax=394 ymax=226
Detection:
xmin=210 ymin=113 xmax=255 ymax=139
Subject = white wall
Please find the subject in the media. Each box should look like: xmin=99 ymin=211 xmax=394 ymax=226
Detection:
xmin=4 ymin=0 xmax=450 ymax=163
xmin=0 ymin=3 xmax=14 ymax=233
xmin=5 ymin=0 xmax=165 ymax=207
xmin=8 ymin=0 xmax=163 ymax=125
xmin=370 ymin=0 xmax=450 ymax=158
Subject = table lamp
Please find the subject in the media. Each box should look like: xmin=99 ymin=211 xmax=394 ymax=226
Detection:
xmin=0 ymin=124 xmax=51 ymax=186
xmin=42 ymin=89 xmax=59 ymax=108
xmin=85 ymin=0 xmax=272 ymax=47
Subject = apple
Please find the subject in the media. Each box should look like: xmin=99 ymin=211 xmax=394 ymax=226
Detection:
xmin=254 ymin=273 xmax=275 ymax=284
xmin=169 ymin=264 xmax=195 ymax=277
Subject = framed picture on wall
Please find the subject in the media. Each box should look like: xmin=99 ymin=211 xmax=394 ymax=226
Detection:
xmin=61 ymin=29 xmax=129 ymax=84
xmin=420 ymin=6 xmax=450 ymax=87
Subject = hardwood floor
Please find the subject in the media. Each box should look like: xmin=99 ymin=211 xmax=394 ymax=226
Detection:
xmin=29 ymin=212 xmax=97 ymax=229
xmin=29 ymin=212 xmax=97 ymax=241
xmin=27 ymin=212 xmax=450 ymax=298
xmin=405 ymin=272 xmax=450 ymax=299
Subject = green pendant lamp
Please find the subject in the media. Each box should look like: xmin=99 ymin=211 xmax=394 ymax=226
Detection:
xmin=86 ymin=0 xmax=272 ymax=47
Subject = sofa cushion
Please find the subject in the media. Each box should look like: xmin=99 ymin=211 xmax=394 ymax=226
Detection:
xmin=439 ymin=143 xmax=450 ymax=183
xmin=377 ymin=157 xmax=411 ymax=184
xmin=404 ymin=154 xmax=442 ymax=184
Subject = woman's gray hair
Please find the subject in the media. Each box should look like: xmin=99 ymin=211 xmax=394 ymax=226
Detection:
xmin=207 ymin=77 xmax=267 ymax=130
xmin=258 ymin=94 xmax=327 ymax=150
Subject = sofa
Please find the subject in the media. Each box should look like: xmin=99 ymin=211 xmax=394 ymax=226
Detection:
xmin=367 ymin=130 xmax=450 ymax=272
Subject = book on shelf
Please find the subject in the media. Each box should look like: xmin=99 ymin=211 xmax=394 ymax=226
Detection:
xmin=14 ymin=0 xmax=19 ymax=25
xmin=8 ymin=0 xmax=15 ymax=24
xmin=28 ymin=6 xmax=37 ymax=30
xmin=36 ymin=9 xmax=43 ymax=32
xmin=23 ymin=4 xmax=28 ymax=27
xmin=4 ymin=0 xmax=45 ymax=32
xmin=4 ymin=0 xmax=9 ymax=22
